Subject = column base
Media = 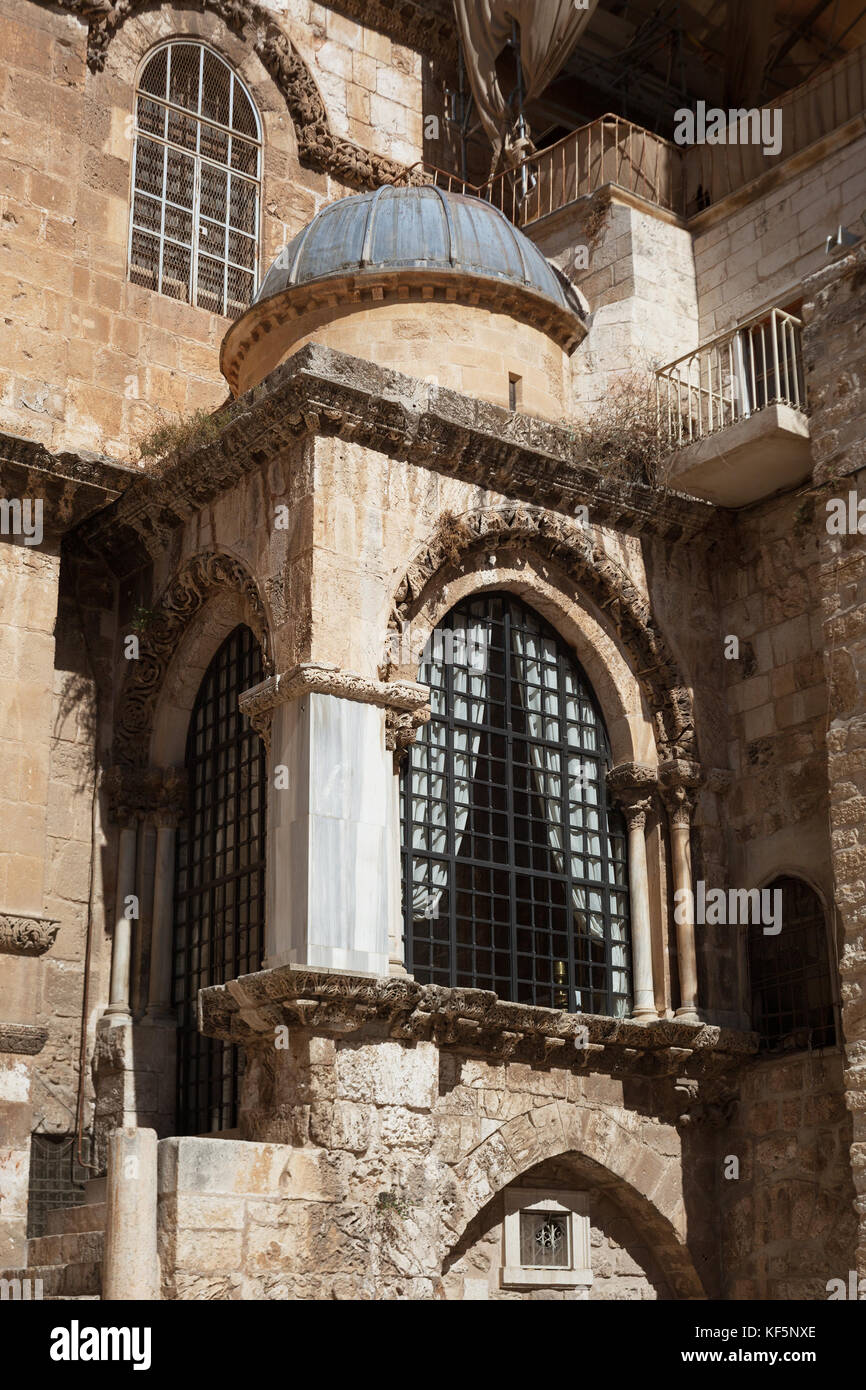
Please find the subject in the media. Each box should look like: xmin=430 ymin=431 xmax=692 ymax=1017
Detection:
xmin=675 ymin=1006 xmax=700 ymax=1024
xmin=630 ymin=1005 xmax=659 ymax=1023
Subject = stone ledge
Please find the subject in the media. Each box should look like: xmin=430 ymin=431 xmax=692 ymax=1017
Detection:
xmin=199 ymin=965 xmax=758 ymax=1079
xmin=80 ymin=344 xmax=729 ymax=573
xmin=0 ymin=1023 xmax=49 ymax=1055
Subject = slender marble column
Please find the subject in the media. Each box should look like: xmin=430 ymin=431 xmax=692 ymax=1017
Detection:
xmin=619 ymin=793 xmax=657 ymax=1021
xmin=608 ymin=763 xmax=659 ymax=1023
xmin=146 ymin=815 xmax=178 ymax=1018
xmin=665 ymin=783 xmax=700 ymax=1022
xmin=105 ymin=819 xmax=138 ymax=1018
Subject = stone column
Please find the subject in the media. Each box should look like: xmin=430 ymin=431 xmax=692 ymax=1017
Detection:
xmin=240 ymin=665 xmax=428 ymax=978
xmin=660 ymin=763 xmax=703 ymax=1023
xmin=146 ymin=814 xmax=179 ymax=1018
xmin=608 ymin=764 xmax=658 ymax=1022
xmin=105 ymin=817 xmax=138 ymax=1018
xmin=102 ymin=1126 xmax=159 ymax=1301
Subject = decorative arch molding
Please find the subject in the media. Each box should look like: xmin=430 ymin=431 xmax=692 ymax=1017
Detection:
xmin=387 ymin=505 xmax=698 ymax=768
xmin=114 ymin=549 xmax=272 ymax=767
xmin=38 ymin=0 xmax=422 ymax=190
xmin=443 ymin=1100 xmax=706 ymax=1299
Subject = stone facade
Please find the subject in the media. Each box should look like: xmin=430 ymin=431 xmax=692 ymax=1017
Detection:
xmin=0 ymin=0 xmax=864 ymax=1303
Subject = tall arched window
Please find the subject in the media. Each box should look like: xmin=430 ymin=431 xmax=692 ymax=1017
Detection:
xmin=129 ymin=41 xmax=261 ymax=318
xmin=173 ymin=624 xmax=266 ymax=1134
xmin=749 ymin=876 xmax=836 ymax=1052
xmin=401 ymin=594 xmax=631 ymax=1016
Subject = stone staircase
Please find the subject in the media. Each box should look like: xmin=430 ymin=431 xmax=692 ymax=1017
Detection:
xmin=0 ymin=1178 xmax=105 ymax=1300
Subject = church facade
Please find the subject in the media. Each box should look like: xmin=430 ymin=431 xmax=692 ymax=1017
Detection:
xmin=0 ymin=0 xmax=865 ymax=1301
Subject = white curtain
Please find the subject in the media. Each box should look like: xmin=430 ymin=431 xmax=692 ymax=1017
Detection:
xmin=411 ymin=614 xmax=487 ymax=922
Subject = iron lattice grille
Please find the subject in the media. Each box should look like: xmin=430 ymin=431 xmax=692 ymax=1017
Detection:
xmin=401 ymin=594 xmax=631 ymax=1016
xmin=26 ymin=1134 xmax=88 ymax=1239
xmin=749 ymin=876 xmax=836 ymax=1052
xmin=129 ymin=41 xmax=261 ymax=319
xmin=173 ymin=624 xmax=266 ymax=1135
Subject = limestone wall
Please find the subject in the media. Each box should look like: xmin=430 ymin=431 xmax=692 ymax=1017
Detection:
xmin=805 ymin=241 xmax=866 ymax=1281
xmin=531 ymin=194 xmax=700 ymax=413
xmin=693 ymin=131 xmax=866 ymax=340
xmin=0 ymin=0 xmax=427 ymax=459
xmin=157 ymin=1011 xmax=715 ymax=1300
xmin=719 ymin=1052 xmax=856 ymax=1299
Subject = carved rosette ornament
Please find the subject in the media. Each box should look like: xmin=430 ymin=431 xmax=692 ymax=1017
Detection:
xmin=35 ymin=0 xmax=431 ymax=191
xmin=113 ymin=551 xmax=271 ymax=767
xmin=0 ymin=913 xmax=60 ymax=957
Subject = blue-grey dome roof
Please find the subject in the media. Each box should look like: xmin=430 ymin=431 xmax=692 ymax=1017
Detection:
xmin=254 ymin=185 xmax=587 ymax=324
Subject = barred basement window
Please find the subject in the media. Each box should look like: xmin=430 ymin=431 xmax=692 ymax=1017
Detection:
xmin=173 ymin=625 xmax=266 ymax=1135
xmin=502 ymin=1188 xmax=592 ymax=1290
xmin=129 ymin=41 xmax=261 ymax=318
xmin=749 ymin=875 xmax=836 ymax=1053
xmin=401 ymin=593 xmax=631 ymax=1016
xmin=27 ymin=1134 xmax=88 ymax=1239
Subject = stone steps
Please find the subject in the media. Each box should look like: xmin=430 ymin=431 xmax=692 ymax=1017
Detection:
xmin=0 ymin=1177 xmax=106 ymax=1301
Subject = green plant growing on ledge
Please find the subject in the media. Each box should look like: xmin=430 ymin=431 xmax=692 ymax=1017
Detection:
xmin=136 ymin=406 xmax=233 ymax=478
xmin=130 ymin=604 xmax=158 ymax=635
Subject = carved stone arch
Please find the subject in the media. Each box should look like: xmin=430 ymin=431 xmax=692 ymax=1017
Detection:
xmin=114 ymin=549 xmax=272 ymax=767
xmin=442 ymin=1098 xmax=706 ymax=1299
xmin=39 ymin=0 xmax=420 ymax=189
xmin=387 ymin=504 xmax=698 ymax=769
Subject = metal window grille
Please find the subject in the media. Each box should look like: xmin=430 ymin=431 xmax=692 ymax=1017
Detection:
xmin=173 ymin=624 xmax=266 ymax=1135
xmin=401 ymin=594 xmax=631 ymax=1017
xmin=26 ymin=1134 xmax=88 ymax=1239
xmin=749 ymin=876 xmax=836 ymax=1053
xmin=129 ymin=41 xmax=261 ymax=319
xmin=519 ymin=1211 xmax=570 ymax=1269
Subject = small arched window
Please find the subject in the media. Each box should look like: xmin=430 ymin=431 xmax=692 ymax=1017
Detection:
xmin=749 ymin=876 xmax=836 ymax=1052
xmin=401 ymin=593 xmax=631 ymax=1017
xmin=173 ymin=624 xmax=266 ymax=1135
xmin=129 ymin=41 xmax=261 ymax=318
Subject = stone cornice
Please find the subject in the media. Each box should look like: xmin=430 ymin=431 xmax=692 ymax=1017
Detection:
xmin=239 ymin=664 xmax=431 ymax=751
xmin=0 ymin=1023 xmax=49 ymax=1055
xmin=0 ymin=432 xmax=134 ymax=537
xmin=0 ymin=913 xmax=60 ymax=957
xmin=199 ymin=965 xmax=759 ymax=1080
xmin=78 ymin=345 xmax=728 ymax=573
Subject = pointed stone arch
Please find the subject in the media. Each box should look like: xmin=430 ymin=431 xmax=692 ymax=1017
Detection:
xmin=442 ymin=1099 xmax=706 ymax=1299
xmin=387 ymin=504 xmax=698 ymax=768
xmin=114 ymin=549 xmax=272 ymax=767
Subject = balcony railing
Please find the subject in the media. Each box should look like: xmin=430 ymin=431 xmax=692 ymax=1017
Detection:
xmin=417 ymin=113 xmax=685 ymax=225
xmin=655 ymin=308 xmax=806 ymax=450
xmin=412 ymin=43 xmax=865 ymax=229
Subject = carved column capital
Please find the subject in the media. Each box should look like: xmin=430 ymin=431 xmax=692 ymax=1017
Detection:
xmin=606 ymin=763 xmax=658 ymax=827
xmin=659 ymin=758 xmax=703 ymax=824
xmin=239 ymin=664 xmax=431 ymax=759
xmin=104 ymin=765 xmax=188 ymax=824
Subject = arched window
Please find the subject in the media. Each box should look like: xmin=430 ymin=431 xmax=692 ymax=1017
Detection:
xmin=401 ymin=594 xmax=631 ymax=1016
xmin=129 ymin=41 xmax=261 ymax=318
xmin=173 ymin=624 xmax=266 ymax=1134
xmin=749 ymin=876 xmax=836 ymax=1052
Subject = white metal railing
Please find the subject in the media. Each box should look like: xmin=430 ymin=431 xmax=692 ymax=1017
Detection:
xmin=655 ymin=307 xmax=806 ymax=450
